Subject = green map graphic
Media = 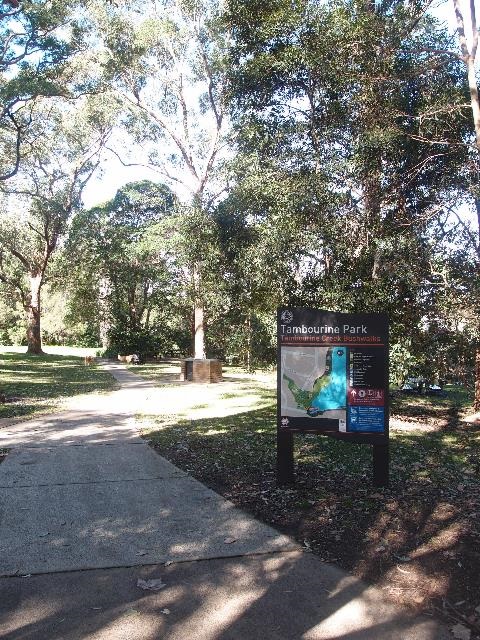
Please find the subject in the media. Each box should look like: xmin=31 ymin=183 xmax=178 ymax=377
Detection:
xmin=283 ymin=347 xmax=347 ymax=414
xmin=283 ymin=349 xmax=333 ymax=410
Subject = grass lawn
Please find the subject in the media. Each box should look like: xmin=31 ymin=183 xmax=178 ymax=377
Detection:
xmin=138 ymin=365 xmax=479 ymax=634
xmin=0 ymin=347 xmax=117 ymax=421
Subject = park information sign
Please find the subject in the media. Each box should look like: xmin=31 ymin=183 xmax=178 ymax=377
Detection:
xmin=277 ymin=307 xmax=390 ymax=485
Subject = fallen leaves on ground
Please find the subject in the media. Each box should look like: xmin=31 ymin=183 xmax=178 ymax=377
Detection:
xmin=451 ymin=623 xmax=472 ymax=640
xmin=136 ymin=578 xmax=166 ymax=591
xmin=140 ymin=385 xmax=479 ymax=637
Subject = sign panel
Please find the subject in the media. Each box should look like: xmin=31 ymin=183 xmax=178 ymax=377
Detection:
xmin=277 ymin=307 xmax=389 ymax=437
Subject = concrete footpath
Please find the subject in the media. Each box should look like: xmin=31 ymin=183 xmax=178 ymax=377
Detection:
xmin=0 ymin=363 xmax=452 ymax=639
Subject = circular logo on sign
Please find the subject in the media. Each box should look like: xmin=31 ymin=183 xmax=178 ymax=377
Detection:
xmin=281 ymin=310 xmax=293 ymax=324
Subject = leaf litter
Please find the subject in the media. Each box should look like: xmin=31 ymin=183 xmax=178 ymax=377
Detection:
xmin=137 ymin=578 xmax=166 ymax=591
xmin=451 ymin=623 xmax=472 ymax=640
xmin=141 ymin=387 xmax=480 ymax=637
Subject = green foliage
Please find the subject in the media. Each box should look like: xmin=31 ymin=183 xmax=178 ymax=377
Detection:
xmin=64 ymin=180 xmax=181 ymax=356
xmin=0 ymin=288 xmax=24 ymax=344
xmin=102 ymin=326 xmax=156 ymax=358
xmin=0 ymin=0 xmax=97 ymax=181
xmin=223 ymin=0 xmax=476 ymax=375
xmin=207 ymin=311 xmax=276 ymax=368
xmin=389 ymin=339 xmax=421 ymax=387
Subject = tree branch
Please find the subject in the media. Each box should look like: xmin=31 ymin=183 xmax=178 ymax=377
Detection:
xmin=7 ymin=246 xmax=31 ymax=272
xmin=0 ymin=112 xmax=22 ymax=181
xmin=123 ymin=92 xmax=200 ymax=183
xmin=104 ymin=145 xmax=190 ymax=191
xmin=403 ymin=46 xmax=464 ymax=61
xmin=199 ymin=43 xmax=223 ymax=130
xmin=470 ymin=0 xmax=478 ymax=60
xmin=447 ymin=204 xmax=480 ymax=257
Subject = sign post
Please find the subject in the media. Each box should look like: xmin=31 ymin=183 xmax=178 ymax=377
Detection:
xmin=277 ymin=307 xmax=389 ymax=486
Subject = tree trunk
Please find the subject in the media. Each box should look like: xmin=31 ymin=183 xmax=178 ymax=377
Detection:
xmin=452 ymin=0 xmax=480 ymax=411
xmin=244 ymin=313 xmax=252 ymax=371
xmin=470 ymin=57 xmax=480 ymax=410
xmin=466 ymin=56 xmax=480 ymax=411
xmin=99 ymin=278 xmax=111 ymax=350
xmin=475 ymin=349 xmax=480 ymax=412
xmin=192 ymin=262 xmax=205 ymax=359
xmin=465 ymin=57 xmax=480 ymax=151
xmin=25 ymin=274 xmax=43 ymax=355
xmin=194 ymin=304 xmax=205 ymax=359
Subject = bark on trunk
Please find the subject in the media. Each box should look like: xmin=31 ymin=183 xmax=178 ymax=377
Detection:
xmin=244 ymin=313 xmax=252 ymax=371
xmin=192 ymin=263 xmax=205 ymax=359
xmin=475 ymin=349 xmax=480 ymax=412
xmin=194 ymin=304 xmax=205 ymax=359
xmin=465 ymin=56 xmax=480 ymax=151
xmin=25 ymin=274 xmax=43 ymax=355
xmin=465 ymin=50 xmax=480 ymax=413
xmin=99 ymin=278 xmax=111 ymax=350
xmin=453 ymin=0 xmax=480 ymax=412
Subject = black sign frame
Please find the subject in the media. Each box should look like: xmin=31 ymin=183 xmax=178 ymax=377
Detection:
xmin=276 ymin=307 xmax=389 ymax=486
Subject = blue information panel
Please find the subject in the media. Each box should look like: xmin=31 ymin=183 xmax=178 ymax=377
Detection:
xmin=348 ymin=406 xmax=385 ymax=432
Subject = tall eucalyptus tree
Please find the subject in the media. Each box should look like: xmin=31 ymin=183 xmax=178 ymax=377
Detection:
xmin=98 ymin=0 xmax=230 ymax=358
xmin=450 ymin=0 xmax=480 ymax=408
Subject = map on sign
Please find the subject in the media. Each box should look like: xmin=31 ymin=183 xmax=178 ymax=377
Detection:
xmin=281 ymin=346 xmax=347 ymax=421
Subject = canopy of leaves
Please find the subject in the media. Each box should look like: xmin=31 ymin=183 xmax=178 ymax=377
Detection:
xmin=0 ymin=0 xmax=97 ymax=181
xmin=222 ymin=0 xmax=476 ymax=370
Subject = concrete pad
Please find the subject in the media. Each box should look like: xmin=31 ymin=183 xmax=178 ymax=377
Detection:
xmin=0 ymin=475 xmax=296 ymax=576
xmin=0 ymin=553 xmax=450 ymax=640
xmin=102 ymin=363 xmax=158 ymax=388
xmin=0 ymin=444 xmax=187 ymax=487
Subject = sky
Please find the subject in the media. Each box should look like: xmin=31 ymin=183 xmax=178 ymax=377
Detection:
xmin=82 ymin=159 xmax=161 ymax=209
